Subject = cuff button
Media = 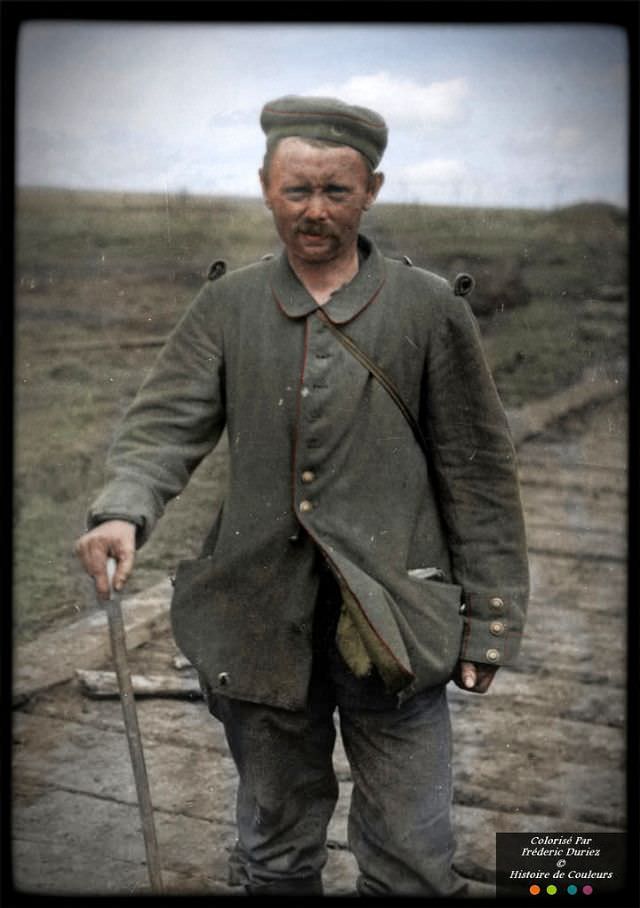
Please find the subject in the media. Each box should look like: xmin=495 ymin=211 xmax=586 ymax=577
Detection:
xmin=489 ymin=597 xmax=504 ymax=612
xmin=485 ymin=648 xmax=500 ymax=663
xmin=490 ymin=621 xmax=505 ymax=636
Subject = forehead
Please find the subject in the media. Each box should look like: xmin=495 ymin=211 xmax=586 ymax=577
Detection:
xmin=268 ymin=137 xmax=369 ymax=183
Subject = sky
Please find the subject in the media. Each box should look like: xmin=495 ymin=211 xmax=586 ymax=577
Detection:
xmin=16 ymin=21 xmax=629 ymax=209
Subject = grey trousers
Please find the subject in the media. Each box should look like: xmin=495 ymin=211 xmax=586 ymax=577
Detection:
xmin=203 ymin=564 xmax=467 ymax=897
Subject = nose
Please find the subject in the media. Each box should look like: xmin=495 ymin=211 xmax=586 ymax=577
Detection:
xmin=305 ymin=191 xmax=328 ymax=219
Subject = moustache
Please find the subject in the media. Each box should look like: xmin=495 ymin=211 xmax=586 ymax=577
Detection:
xmin=294 ymin=221 xmax=336 ymax=238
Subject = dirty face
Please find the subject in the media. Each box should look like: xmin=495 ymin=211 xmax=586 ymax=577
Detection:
xmin=260 ymin=137 xmax=383 ymax=267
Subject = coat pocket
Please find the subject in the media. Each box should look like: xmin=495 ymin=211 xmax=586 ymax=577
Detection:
xmin=170 ymin=555 xmax=220 ymax=679
xmin=169 ymin=542 xmax=320 ymax=711
xmin=391 ymin=573 xmax=465 ymax=697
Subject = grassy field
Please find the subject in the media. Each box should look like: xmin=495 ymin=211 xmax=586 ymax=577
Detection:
xmin=14 ymin=188 xmax=628 ymax=641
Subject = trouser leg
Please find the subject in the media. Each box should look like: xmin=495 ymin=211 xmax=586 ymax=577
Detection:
xmin=206 ymin=682 xmax=339 ymax=895
xmin=338 ymin=684 xmax=467 ymax=897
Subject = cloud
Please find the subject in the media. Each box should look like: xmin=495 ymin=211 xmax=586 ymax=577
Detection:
xmin=310 ymin=72 xmax=469 ymax=127
xmin=507 ymin=123 xmax=586 ymax=158
xmin=400 ymin=158 xmax=468 ymax=185
xmin=384 ymin=158 xmax=470 ymax=204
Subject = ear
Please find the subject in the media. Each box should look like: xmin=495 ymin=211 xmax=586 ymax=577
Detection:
xmin=259 ymin=168 xmax=271 ymax=208
xmin=363 ymin=172 xmax=384 ymax=210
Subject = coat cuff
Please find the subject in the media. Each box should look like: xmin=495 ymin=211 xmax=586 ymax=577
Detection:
xmin=459 ymin=592 xmax=524 ymax=666
xmin=87 ymin=512 xmax=146 ymax=547
xmin=87 ymin=481 xmax=161 ymax=547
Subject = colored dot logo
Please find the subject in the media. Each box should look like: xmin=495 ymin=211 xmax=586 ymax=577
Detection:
xmin=529 ymin=882 xmax=595 ymax=896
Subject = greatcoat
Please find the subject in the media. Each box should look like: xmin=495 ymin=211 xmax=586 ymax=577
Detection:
xmin=89 ymin=235 xmax=530 ymax=710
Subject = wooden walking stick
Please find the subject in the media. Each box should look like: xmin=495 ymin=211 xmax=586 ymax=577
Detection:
xmin=104 ymin=557 xmax=164 ymax=893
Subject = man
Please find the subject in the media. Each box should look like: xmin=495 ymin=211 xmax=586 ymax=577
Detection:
xmin=75 ymin=95 xmax=529 ymax=897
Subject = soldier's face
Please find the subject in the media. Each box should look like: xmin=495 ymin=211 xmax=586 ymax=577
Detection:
xmin=260 ymin=137 xmax=383 ymax=265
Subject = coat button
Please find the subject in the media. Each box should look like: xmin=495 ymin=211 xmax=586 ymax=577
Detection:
xmin=218 ymin=672 xmax=230 ymax=686
xmin=207 ymin=259 xmax=227 ymax=281
xmin=454 ymin=272 xmax=475 ymax=297
xmin=301 ymin=470 xmax=315 ymax=483
xmin=299 ymin=499 xmax=314 ymax=513
xmin=489 ymin=597 xmax=504 ymax=612
xmin=485 ymin=649 xmax=500 ymax=663
xmin=490 ymin=621 xmax=505 ymax=636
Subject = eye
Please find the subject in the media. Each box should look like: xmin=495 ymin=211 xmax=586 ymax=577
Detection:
xmin=326 ymin=185 xmax=349 ymax=200
xmin=284 ymin=186 xmax=309 ymax=200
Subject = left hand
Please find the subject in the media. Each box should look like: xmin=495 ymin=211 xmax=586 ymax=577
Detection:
xmin=452 ymin=660 xmax=499 ymax=694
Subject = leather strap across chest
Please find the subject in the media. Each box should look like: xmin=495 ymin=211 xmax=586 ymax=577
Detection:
xmin=315 ymin=308 xmax=431 ymax=466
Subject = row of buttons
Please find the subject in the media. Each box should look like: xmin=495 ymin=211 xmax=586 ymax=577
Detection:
xmin=488 ymin=598 xmax=505 ymax=662
xmin=300 ymin=469 xmax=316 ymax=512
xmin=297 ymin=315 xmax=327 ymax=514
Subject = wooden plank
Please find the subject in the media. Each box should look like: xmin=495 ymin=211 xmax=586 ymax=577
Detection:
xmin=449 ymin=698 xmax=625 ymax=767
xmin=524 ymin=601 xmax=626 ymax=637
xmin=521 ymin=487 xmax=626 ymax=530
xmin=38 ymin=335 xmax=169 ymax=354
xmin=448 ymin=672 xmax=625 ymax=728
xmin=507 ymin=378 xmax=622 ymax=447
xmin=12 ymin=711 xmax=238 ymax=826
xmin=449 ymin=710 xmax=625 ymax=828
xmin=75 ymin=669 xmax=203 ymax=699
xmin=17 ymin=692 xmax=617 ymax=833
xmin=12 ymin=785 xmax=357 ymax=897
xmin=83 ymin=661 xmax=632 ymax=731
xmin=526 ymin=523 xmax=626 ymax=562
xmin=466 ymin=615 xmax=627 ymax=686
xmin=12 ymin=787 xmax=236 ymax=896
xmin=523 ymin=592 xmax=626 ymax=634
xmin=510 ymin=653 xmax=626 ymax=688
xmin=20 ymin=686 xmax=230 ymax=755
xmin=13 ymin=578 xmax=173 ymax=702
xmin=528 ymin=552 xmax=626 ymax=611
xmin=519 ymin=461 xmax=627 ymax=496
xmin=520 ymin=437 xmax=627 ymax=474
xmin=15 ymin=693 xmax=625 ymax=848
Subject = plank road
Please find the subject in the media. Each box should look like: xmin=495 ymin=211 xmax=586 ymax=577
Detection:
xmin=12 ymin=394 xmax=628 ymax=895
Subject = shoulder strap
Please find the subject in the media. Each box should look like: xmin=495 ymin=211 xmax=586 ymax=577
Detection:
xmin=316 ymin=309 xmax=432 ymax=465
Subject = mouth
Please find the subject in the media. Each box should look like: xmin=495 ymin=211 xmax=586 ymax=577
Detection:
xmin=299 ymin=232 xmax=329 ymax=242
xmin=297 ymin=229 xmax=334 ymax=244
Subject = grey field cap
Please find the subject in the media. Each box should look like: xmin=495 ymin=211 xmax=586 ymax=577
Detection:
xmin=260 ymin=95 xmax=388 ymax=168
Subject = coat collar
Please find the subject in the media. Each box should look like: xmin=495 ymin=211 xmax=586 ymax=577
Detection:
xmin=270 ymin=234 xmax=386 ymax=325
